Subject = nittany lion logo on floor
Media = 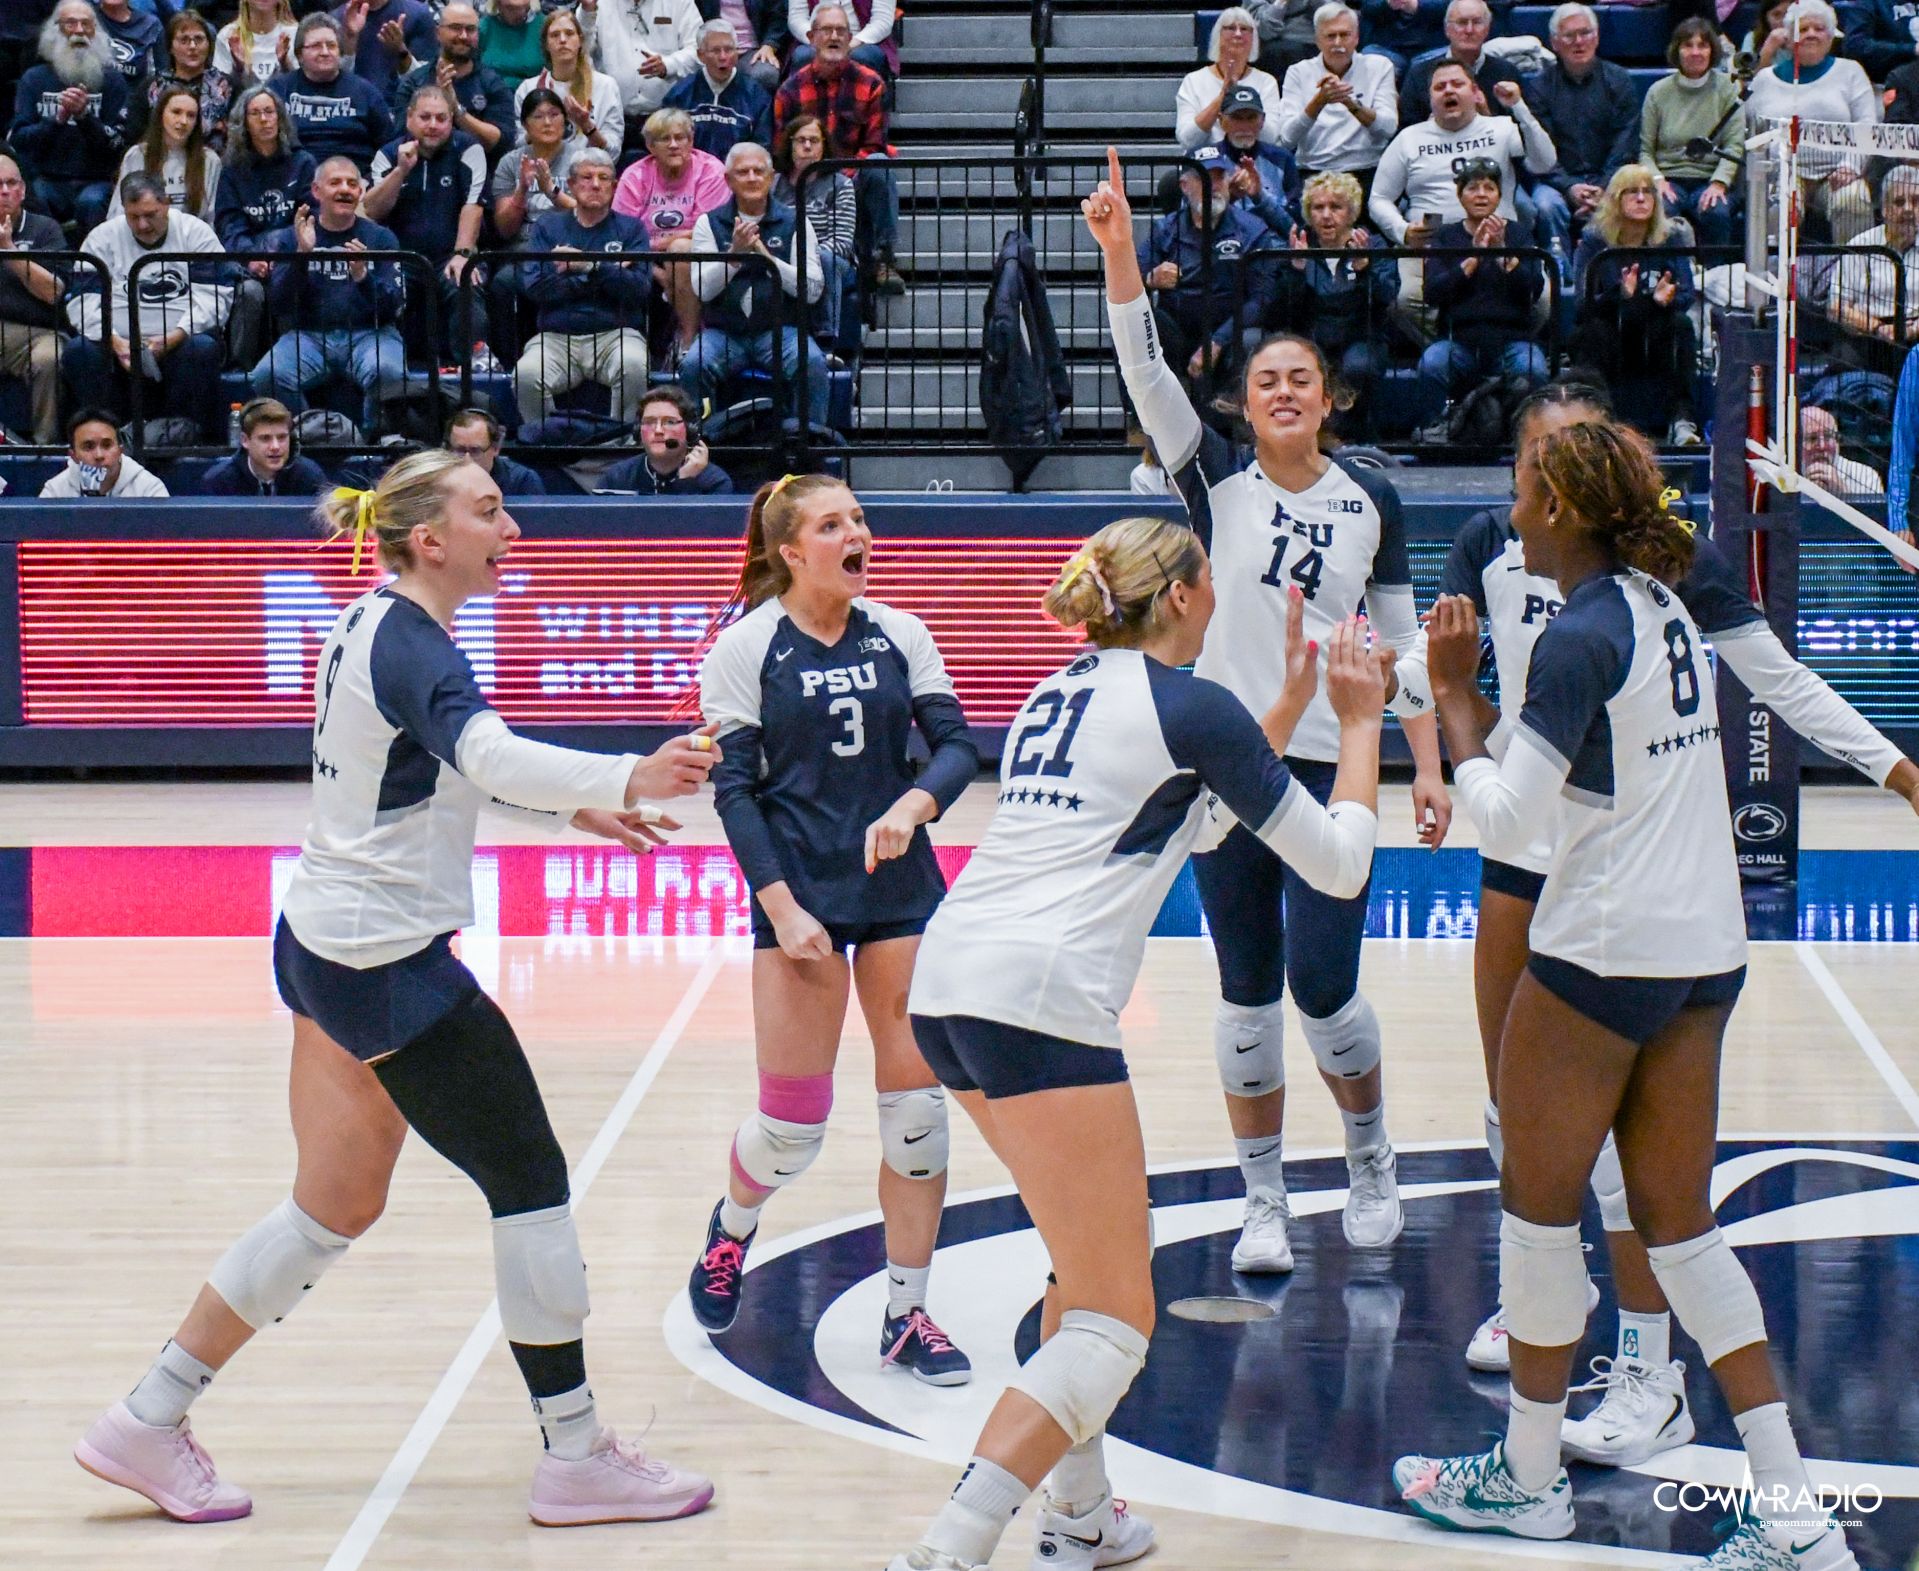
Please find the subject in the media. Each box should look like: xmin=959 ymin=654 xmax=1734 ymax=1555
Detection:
xmin=666 ymin=1140 xmax=1919 ymax=1567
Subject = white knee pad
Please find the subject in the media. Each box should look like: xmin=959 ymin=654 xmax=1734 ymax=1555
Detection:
xmin=1590 ymin=1131 xmax=1634 ymax=1233
xmin=1301 ymin=993 xmax=1381 ymax=1080
xmin=732 ymin=1111 xmax=828 ymax=1191
xmin=1214 ymin=1000 xmax=1285 ymax=1098
xmin=1647 ymin=1228 xmax=1768 ymax=1365
xmin=877 ymin=1087 xmax=949 ymax=1180
xmin=207 ymin=1198 xmax=352 ymax=1330
xmin=493 ymin=1202 xmax=591 ymax=1345
xmin=1010 ymin=1310 xmax=1150 ymax=1446
xmin=1498 ymin=1212 xmax=1591 ymax=1347
xmin=1483 ymin=1098 xmax=1505 ymax=1169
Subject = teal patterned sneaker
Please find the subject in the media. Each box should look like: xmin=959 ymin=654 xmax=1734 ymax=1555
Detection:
xmin=1393 ymin=1442 xmax=1575 ymax=1539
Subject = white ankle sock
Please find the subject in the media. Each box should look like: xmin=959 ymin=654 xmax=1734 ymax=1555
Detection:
xmin=1234 ymin=1134 xmax=1287 ymax=1198
xmin=924 ymin=1456 xmax=1029 ymax=1565
xmin=1734 ymin=1402 xmax=1815 ymax=1524
xmin=533 ymin=1380 xmax=600 ymax=1462
xmin=718 ymin=1195 xmax=763 ymax=1242
xmin=1504 ymin=1387 xmax=1567 ymax=1493
xmin=886 ymin=1261 xmax=931 ymax=1318
xmin=1341 ymin=1101 xmax=1387 ymax=1156
xmin=1618 ymin=1309 xmax=1671 ymax=1367
xmin=1047 ymin=1432 xmax=1109 ymax=1518
xmin=125 ymin=1340 xmax=216 ymax=1429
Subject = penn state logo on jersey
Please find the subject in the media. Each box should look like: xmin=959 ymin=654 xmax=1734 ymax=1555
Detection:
xmin=135 ymin=270 xmax=190 ymax=305
xmin=667 ymin=1138 xmax=1919 ymax=1563
xmin=653 ymin=208 xmax=688 ymax=232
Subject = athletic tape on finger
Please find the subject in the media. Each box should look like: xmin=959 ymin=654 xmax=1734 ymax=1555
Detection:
xmin=639 ymin=806 xmax=665 ymax=825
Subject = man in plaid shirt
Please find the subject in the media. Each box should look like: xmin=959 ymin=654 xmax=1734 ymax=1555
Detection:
xmin=774 ymin=3 xmax=904 ymax=292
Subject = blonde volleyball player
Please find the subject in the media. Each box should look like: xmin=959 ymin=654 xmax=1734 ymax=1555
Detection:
xmin=1395 ymin=382 xmax=1919 ymax=1468
xmin=894 ymin=517 xmax=1390 ymax=1571
xmin=1394 ymin=419 xmax=1861 ymax=1571
xmin=685 ymin=475 xmax=980 ymax=1386
xmin=76 ymin=453 xmax=721 ymax=1528
xmin=1085 ymin=146 xmax=1448 ymax=1273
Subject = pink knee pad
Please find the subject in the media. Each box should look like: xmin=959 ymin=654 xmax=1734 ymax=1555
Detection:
xmin=730 ymin=1072 xmax=834 ymax=1195
xmin=758 ymin=1071 xmax=835 ymax=1123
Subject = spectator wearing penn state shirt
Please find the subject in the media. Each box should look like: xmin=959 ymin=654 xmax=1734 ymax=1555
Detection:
xmin=269 ymin=13 xmax=394 ymax=172
xmin=515 ymin=147 xmax=653 ymax=425
xmin=65 ymin=172 xmax=231 ymax=440
xmin=1526 ymin=3 xmax=1642 ymax=276
xmin=598 ymin=383 xmax=735 ymax=493
xmin=252 ymin=155 xmax=407 ymax=432
xmin=1397 ymin=0 xmax=1524 ymax=129
xmin=0 ymin=151 xmax=72 ymax=445
xmin=613 ymin=106 xmax=728 ymax=357
xmin=389 ymin=3 xmax=515 ymax=159
xmin=332 ymin=0 xmax=438 ymax=98
xmin=1215 ymin=84 xmax=1303 ymax=233
xmin=89 ymin=0 xmax=163 ymax=142
xmin=444 ymin=406 xmax=547 ymax=495
xmin=1276 ymin=3 xmax=1398 ymax=190
xmin=364 ymin=82 xmax=490 ymax=356
xmin=197 ymin=396 xmax=332 ymax=495
xmin=217 ymin=84 xmax=315 ymax=365
xmin=663 ymin=19 xmax=772 ymax=160
xmin=9 ymin=1 xmax=132 ymax=236
xmin=40 ymin=407 xmax=170 ymax=497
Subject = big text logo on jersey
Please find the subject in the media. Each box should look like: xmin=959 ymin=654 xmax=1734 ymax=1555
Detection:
xmin=667 ymin=1140 xmax=1919 ymax=1567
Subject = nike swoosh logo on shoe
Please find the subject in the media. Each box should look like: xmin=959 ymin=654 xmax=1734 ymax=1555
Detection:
xmin=1791 ymin=1536 xmax=1827 ymax=1555
xmin=1057 ymin=1530 xmax=1104 ymax=1549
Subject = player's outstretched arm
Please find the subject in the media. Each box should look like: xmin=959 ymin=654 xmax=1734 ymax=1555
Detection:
xmin=1323 ymin=617 xmax=1386 ymax=826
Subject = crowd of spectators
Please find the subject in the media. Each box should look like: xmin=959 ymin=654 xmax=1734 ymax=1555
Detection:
xmin=0 ymin=0 xmax=904 ymax=493
xmin=1135 ymin=0 xmax=1913 ymax=475
xmin=0 ymin=0 xmax=1911 ymax=491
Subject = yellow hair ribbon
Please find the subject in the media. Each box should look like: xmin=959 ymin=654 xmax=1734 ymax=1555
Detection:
xmin=330 ymin=486 xmax=381 ymax=574
xmin=1658 ymin=485 xmax=1696 ymax=535
xmin=1058 ymin=548 xmax=1095 ymax=592
xmin=767 ymin=472 xmax=804 ymax=501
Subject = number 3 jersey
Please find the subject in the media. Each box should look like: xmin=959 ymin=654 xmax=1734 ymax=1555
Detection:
xmin=909 ymin=648 xmax=1377 ymax=1047
xmin=1109 ymin=291 xmax=1422 ymax=761
xmin=1454 ymin=570 xmax=1747 ymax=979
xmin=699 ymin=596 xmax=977 ymax=926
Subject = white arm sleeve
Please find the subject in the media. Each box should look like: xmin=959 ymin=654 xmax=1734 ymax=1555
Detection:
xmin=1387 ymin=626 xmax=1434 ymax=719
xmin=453 ymin=710 xmax=638 ymax=811
xmin=1252 ymin=786 xmax=1378 ymax=900
xmin=1714 ymin=625 xmax=1906 ymax=785
xmin=1109 ymin=290 xmax=1205 ymax=473
xmin=1454 ymin=728 xmax=1567 ymax=862
xmin=1512 ymin=106 xmax=1557 ymax=175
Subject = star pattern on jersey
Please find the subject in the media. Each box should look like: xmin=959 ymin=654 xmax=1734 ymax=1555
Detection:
xmin=1645 ymin=723 xmax=1722 ymax=758
xmin=312 ymin=754 xmax=340 ymax=779
xmin=997 ymin=787 xmax=1084 ymax=811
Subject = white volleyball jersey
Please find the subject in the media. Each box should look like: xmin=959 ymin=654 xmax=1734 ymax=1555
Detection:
xmin=1397 ymin=508 xmax=1907 ymax=875
xmin=909 ymin=648 xmax=1377 ymax=1048
xmin=282 ymin=588 xmax=637 ymax=967
xmin=1454 ymin=570 xmax=1746 ymax=977
xmin=1109 ymin=292 xmax=1420 ymax=763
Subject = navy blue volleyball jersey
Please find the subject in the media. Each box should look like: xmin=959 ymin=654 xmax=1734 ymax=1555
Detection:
xmin=701 ymin=598 xmax=977 ymax=927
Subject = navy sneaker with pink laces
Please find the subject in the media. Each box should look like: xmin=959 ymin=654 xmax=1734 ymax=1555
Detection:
xmin=880 ymin=1306 xmax=973 ymax=1387
xmin=689 ymin=1201 xmax=754 ymax=1334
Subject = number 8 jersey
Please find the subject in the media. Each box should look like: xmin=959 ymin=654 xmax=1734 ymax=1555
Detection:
xmin=1456 ymin=569 xmax=1747 ymax=979
xmin=700 ymin=596 xmax=977 ymax=927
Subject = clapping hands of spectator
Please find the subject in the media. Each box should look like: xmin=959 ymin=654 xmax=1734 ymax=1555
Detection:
xmin=1316 ymin=73 xmax=1355 ymax=112
xmin=1619 ymin=260 xmax=1640 ymax=297
xmin=730 ymin=217 xmax=763 ymax=255
xmin=1288 ymin=223 xmax=1312 ymax=269
xmin=342 ymin=238 xmax=370 ymax=282
xmin=1347 ymin=226 xmax=1372 ymax=268
xmin=1228 ymin=159 xmax=1261 ymax=201
xmin=1146 ymin=260 xmax=1181 ymax=288
xmin=1187 ymin=340 xmax=1223 ymax=378
xmin=378 ymin=17 xmax=409 ymax=57
xmin=293 ymin=203 xmax=318 ymax=252
xmin=1219 ymin=53 xmax=1247 ymax=86
xmin=1649 ymin=270 xmax=1677 ymax=306
xmin=1491 ymin=80 xmax=1522 ymax=109
xmin=564 ymin=96 xmax=596 ymax=136
xmin=0 ymin=212 xmax=13 ymax=251
xmin=436 ymin=56 xmax=460 ymax=94
xmin=56 ymin=85 xmax=90 ymax=122
xmin=277 ymin=31 xmax=294 ymax=70
xmin=342 ymin=0 xmax=370 ymax=42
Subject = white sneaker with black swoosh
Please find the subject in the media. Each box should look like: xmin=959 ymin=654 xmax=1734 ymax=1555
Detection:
xmin=1231 ymin=1186 xmax=1294 ymax=1273
xmin=1031 ymin=1493 xmax=1155 ymax=1567
xmin=1699 ymin=1510 xmax=1858 ymax=1570
xmin=1560 ymin=1355 xmax=1693 ymax=1466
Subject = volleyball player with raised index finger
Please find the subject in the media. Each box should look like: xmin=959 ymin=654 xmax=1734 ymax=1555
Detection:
xmin=684 ymin=473 xmax=981 ymax=1387
xmin=1392 ymin=382 xmax=1919 ymax=1470
xmin=75 ymin=451 xmax=722 ymax=1530
xmin=1083 ymin=144 xmax=1447 ymax=1274
xmin=1394 ymin=417 xmax=1860 ymax=1571
xmin=891 ymin=515 xmax=1389 ymax=1571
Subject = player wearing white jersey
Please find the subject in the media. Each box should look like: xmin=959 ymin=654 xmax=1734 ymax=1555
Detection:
xmin=1084 ymin=145 xmax=1451 ymax=1274
xmin=685 ymin=475 xmax=980 ymax=1388
xmin=1394 ymin=384 xmax=1919 ymax=1469
xmin=891 ymin=514 xmax=1388 ymax=1571
xmin=75 ymin=453 xmax=721 ymax=1533
xmin=1394 ymin=419 xmax=1862 ymax=1571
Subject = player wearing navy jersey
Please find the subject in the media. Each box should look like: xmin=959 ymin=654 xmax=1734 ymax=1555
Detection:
xmin=1084 ymin=146 xmax=1450 ymax=1274
xmin=1394 ymin=420 xmax=1861 ymax=1571
xmin=891 ymin=515 xmax=1388 ymax=1571
xmin=686 ymin=474 xmax=981 ymax=1387
xmin=76 ymin=453 xmax=721 ymax=1532
xmin=1392 ymin=384 xmax=1919 ymax=1468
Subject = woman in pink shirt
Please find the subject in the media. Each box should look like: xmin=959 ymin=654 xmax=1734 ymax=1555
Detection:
xmin=614 ymin=107 xmax=729 ymax=356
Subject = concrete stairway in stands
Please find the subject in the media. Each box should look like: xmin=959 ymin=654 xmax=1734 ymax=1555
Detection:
xmin=850 ymin=0 xmax=1199 ymax=489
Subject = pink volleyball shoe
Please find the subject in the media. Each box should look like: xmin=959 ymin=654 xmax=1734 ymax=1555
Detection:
xmin=74 ymin=1401 xmax=252 ymax=1522
xmin=528 ymin=1427 xmax=715 ymax=1527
